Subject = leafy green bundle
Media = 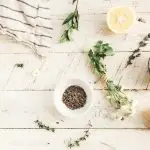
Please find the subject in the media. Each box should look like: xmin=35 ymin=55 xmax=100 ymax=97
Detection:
xmin=88 ymin=41 xmax=134 ymax=118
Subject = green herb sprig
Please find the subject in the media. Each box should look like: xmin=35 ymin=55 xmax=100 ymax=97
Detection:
xmin=106 ymin=80 xmax=133 ymax=117
xmin=88 ymin=41 xmax=114 ymax=76
xmin=68 ymin=129 xmax=90 ymax=148
xmin=88 ymin=41 xmax=134 ymax=118
xmin=35 ymin=120 xmax=55 ymax=132
xmin=126 ymin=33 xmax=150 ymax=67
xmin=60 ymin=0 xmax=79 ymax=43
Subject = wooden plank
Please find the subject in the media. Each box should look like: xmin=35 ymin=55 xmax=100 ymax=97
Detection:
xmin=0 ymin=13 xmax=150 ymax=53
xmin=0 ymin=91 xmax=150 ymax=128
xmin=52 ymin=13 xmax=150 ymax=52
xmin=0 ymin=53 xmax=149 ymax=90
xmin=51 ymin=0 xmax=150 ymax=15
xmin=1 ymin=129 xmax=150 ymax=150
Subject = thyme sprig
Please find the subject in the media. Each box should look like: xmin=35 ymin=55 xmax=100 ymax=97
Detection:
xmin=88 ymin=41 xmax=134 ymax=118
xmin=106 ymin=80 xmax=133 ymax=116
xmin=35 ymin=120 xmax=55 ymax=132
xmin=68 ymin=129 xmax=90 ymax=148
xmin=67 ymin=121 xmax=92 ymax=148
xmin=60 ymin=0 xmax=79 ymax=43
xmin=126 ymin=33 xmax=150 ymax=67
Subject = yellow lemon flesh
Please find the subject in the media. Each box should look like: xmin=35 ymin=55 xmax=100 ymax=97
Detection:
xmin=107 ymin=6 xmax=136 ymax=33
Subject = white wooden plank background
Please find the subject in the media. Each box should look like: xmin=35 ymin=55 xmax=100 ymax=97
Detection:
xmin=0 ymin=91 xmax=150 ymax=128
xmin=1 ymin=129 xmax=150 ymax=150
xmin=0 ymin=0 xmax=150 ymax=149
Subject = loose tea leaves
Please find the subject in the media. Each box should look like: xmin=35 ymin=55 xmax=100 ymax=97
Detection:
xmin=35 ymin=120 xmax=55 ymax=133
xmin=62 ymin=85 xmax=87 ymax=110
xmin=126 ymin=33 xmax=150 ymax=67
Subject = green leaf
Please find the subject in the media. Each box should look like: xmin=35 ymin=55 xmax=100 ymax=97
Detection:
xmin=67 ymin=28 xmax=73 ymax=40
xmin=63 ymin=13 xmax=74 ymax=25
xmin=88 ymin=41 xmax=114 ymax=76
xmin=104 ymin=47 xmax=114 ymax=56
xmin=59 ymin=30 xmax=70 ymax=43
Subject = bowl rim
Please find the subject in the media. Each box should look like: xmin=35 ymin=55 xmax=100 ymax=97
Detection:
xmin=53 ymin=78 xmax=93 ymax=118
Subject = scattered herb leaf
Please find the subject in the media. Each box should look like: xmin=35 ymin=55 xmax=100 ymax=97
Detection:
xmin=126 ymin=33 xmax=150 ymax=67
xmin=88 ymin=41 xmax=134 ymax=118
xmin=15 ymin=63 xmax=24 ymax=68
xmin=35 ymin=120 xmax=55 ymax=133
xmin=137 ymin=17 xmax=146 ymax=23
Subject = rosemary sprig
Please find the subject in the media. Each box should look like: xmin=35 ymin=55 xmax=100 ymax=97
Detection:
xmin=126 ymin=33 xmax=150 ymax=67
xmin=35 ymin=120 xmax=55 ymax=132
xmin=60 ymin=0 xmax=79 ymax=43
xmin=88 ymin=41 xmax=134 ymax=118
xmin=68 ymin=129 xmax=90 ymax=148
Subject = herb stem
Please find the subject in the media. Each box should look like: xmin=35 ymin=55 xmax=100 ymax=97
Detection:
xmin=75 ymin=0 xmax=79 ymax=10
xmin=60 ymin=0 xmax=79 ymax=43
xmin=35 ymin=120 xmax=55 ymax=133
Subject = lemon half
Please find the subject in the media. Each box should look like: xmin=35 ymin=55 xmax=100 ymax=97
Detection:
xmin=107 ymin=6 xmax=136 ymax=34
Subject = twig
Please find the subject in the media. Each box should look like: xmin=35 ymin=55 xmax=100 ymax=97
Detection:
xmin=126 ymin=33 xmax=150 ymax=67
xmin=35 ymin=120 xmax=55 ymax=132
xmin=100 ymin=141 xmax=116 ymax=150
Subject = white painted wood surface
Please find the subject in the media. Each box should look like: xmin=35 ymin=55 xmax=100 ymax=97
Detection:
xmin=0 ymin=0 xmax=150 ymax=149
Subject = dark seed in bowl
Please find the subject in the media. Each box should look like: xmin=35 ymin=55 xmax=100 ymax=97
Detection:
xmin=62 ymin=85 xmax=87 ymax=110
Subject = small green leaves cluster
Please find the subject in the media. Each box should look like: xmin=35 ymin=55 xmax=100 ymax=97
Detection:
xmin=68 ymin=129 xmax=89 ymax=148
xmin=88 ymin=41 xmax=134 ymax=118
xmin=88 ymin=41 xmax=114 ymax=76
xmin=35 ymin=120 xmax=55 ymax=133
xmin=106 ymin=80 xmax=133 ymax=117
xmin=60 ymin=0 xmax=79 ymax=43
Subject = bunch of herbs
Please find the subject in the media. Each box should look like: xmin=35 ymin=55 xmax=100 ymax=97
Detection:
xmin=88 ymin=41 xmax=134 ymax=118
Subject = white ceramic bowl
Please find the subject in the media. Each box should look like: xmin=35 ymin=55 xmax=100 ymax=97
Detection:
xmin=54 ymin=78 xmax=93 ymax=118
